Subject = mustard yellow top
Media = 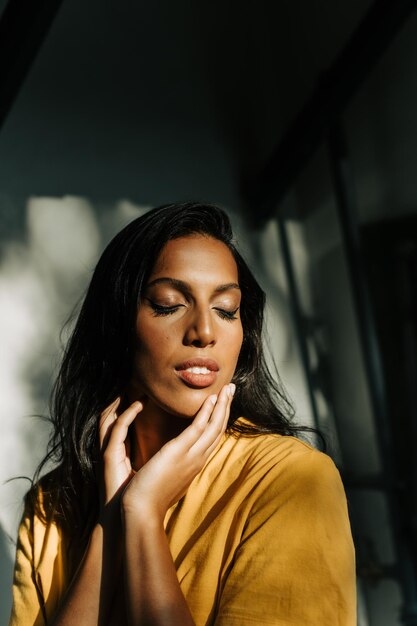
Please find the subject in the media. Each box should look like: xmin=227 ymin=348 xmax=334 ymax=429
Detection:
xmin=9 ymin=428 xmax=356 ymax=625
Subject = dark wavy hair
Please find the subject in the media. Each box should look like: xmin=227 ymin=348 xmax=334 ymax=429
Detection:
xmin=30 ymin=202 xmax=321 ymax=541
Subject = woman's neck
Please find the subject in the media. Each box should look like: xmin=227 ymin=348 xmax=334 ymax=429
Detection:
xmin=129 ymin=399 xmax=189 ymax=469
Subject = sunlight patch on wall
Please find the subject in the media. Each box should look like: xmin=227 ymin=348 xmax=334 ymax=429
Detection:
xmin=27 ymin=196 xmax=101 ymax=282
xmin=0 ymin=196 xmax=102 ymax=554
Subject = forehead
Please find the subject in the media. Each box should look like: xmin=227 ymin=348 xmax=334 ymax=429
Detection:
xmin=149 ymin=235 xmax=239 ymax=283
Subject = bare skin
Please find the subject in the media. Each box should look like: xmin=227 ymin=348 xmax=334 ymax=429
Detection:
xmin=52 ymin=235 xmax=243 ymax=625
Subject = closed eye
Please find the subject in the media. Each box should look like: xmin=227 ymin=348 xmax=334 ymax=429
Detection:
xmin=148 ymin=301 xmax=183 ymax=316
xmin=215 ymin=307 xmax=239 ymax=321
xmin=148 ymin=300 xmax=239 ymax=321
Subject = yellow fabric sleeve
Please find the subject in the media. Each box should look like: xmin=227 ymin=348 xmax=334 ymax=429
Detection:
xmin=214 ymin=450 xmax=356 ymax=625
xmin=9 ymin=498 xmax=66 ymax=626
xmin=9 ymin=507 xmax=47 ymax=626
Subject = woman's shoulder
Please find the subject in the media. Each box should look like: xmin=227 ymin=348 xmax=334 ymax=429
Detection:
xmin=22 ymin=467 xmax=62 ymax=522
xmin=221 ymin=418 xmax=343 ymax=500
xmin=211 ymin=419 xmax=348 ymax=533
xmin=227 ymin=417 xmax=330 ymax=464
xmin=17 ymin=468 xmax=64 ymax=557
xmin=12 ymin=470 xmax=71 ymax=626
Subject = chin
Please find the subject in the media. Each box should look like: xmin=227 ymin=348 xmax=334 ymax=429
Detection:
xmin=154 ymin=387 xmax=218 ymax=419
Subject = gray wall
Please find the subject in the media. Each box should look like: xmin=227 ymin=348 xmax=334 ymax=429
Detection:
xmin=290 ymin=12 xmax=417 ymax=624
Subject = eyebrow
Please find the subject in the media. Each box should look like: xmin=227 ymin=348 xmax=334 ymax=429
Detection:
xmin=145 ymin=277 xmax=241 ymax=294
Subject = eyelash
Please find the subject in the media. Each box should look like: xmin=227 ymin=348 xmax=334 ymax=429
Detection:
xmin=149 ymin=302 xmax=239 ymax=321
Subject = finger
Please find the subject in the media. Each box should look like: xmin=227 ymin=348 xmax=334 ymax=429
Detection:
xmin=203 ymin=391 xmax=233 ymax=459
xmin=105 ymin=401 xmax=143 ymax=454
xmin=222 ymin=383 xmax=235 ymax=430
xmin=204 ymin=385 xmax=234 ymax=458
xmin=99 ymin=397 xmax=121 ymax=450
xmin=100 ymin=397 xmax=120 ymax=420
xmin=176 ymin=394 xmax=218 ymax=449
xmin=212 ymin=383 xmax=233 ymax=437
xmin=206 ymin=384 xmax=231 ymax=432
xmin=190 ymin=384 xmax=231 ymax=455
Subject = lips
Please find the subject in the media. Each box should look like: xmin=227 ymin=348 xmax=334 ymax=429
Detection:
xmin=175 ymin=358 xmax=219 ymax=388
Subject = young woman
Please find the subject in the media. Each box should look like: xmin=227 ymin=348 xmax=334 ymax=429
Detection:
xmin=10 ymin=202 xmax=356 ymax=625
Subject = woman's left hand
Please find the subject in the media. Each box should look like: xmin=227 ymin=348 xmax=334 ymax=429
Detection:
xmin=121 ymin=383 xmax=235 ymax=522
xmin=98 ymin=397 xmax=144 ymax=513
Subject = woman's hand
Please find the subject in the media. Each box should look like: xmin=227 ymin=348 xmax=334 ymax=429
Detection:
xmin=121 ymin=383 xmax=235 ymax=522
xmin=98 ymin=397 xmax=144 ymax=511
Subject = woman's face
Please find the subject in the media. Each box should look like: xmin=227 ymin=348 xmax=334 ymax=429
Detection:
xmin=132 ymin=234 xmax=243 ymax=418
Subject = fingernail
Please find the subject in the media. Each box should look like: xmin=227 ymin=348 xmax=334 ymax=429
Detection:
xmin=209 ymin=394 xmax=217 ymax=405
xmin=229 ymin=383 xmax=236 ymax=397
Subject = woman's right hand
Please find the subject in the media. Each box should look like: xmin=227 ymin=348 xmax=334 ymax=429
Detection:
xmin=98 ymin=383 xmax=234 ymax=519
xmin=98 ymin=397 xmax=144 ymax=511
xmin=121 ymin=383 xmax=234 ymax=523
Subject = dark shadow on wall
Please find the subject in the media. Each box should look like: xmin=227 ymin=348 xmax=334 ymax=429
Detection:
xmin=0 ymin=196 xmax=27 ymax=257
xmin=0 ymin=520 xmax=14 ymax=625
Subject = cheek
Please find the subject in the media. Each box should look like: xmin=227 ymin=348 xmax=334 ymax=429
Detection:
xmin=135 ymin=318 xmax=174 ymax=361
xmin=229 ymin=325 xmax=244 ymax=358
xmin=218 ymin=329 xmax=243 ymax=379
xmin=135 ymin=337 xmax=168 ymax=372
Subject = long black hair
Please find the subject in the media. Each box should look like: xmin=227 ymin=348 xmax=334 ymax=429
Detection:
xmin=30 ymin=202 xmax=320 ymax=540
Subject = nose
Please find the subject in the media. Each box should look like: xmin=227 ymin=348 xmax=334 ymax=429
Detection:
xmin=183 ymin=306 xmax=216 ymax=348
